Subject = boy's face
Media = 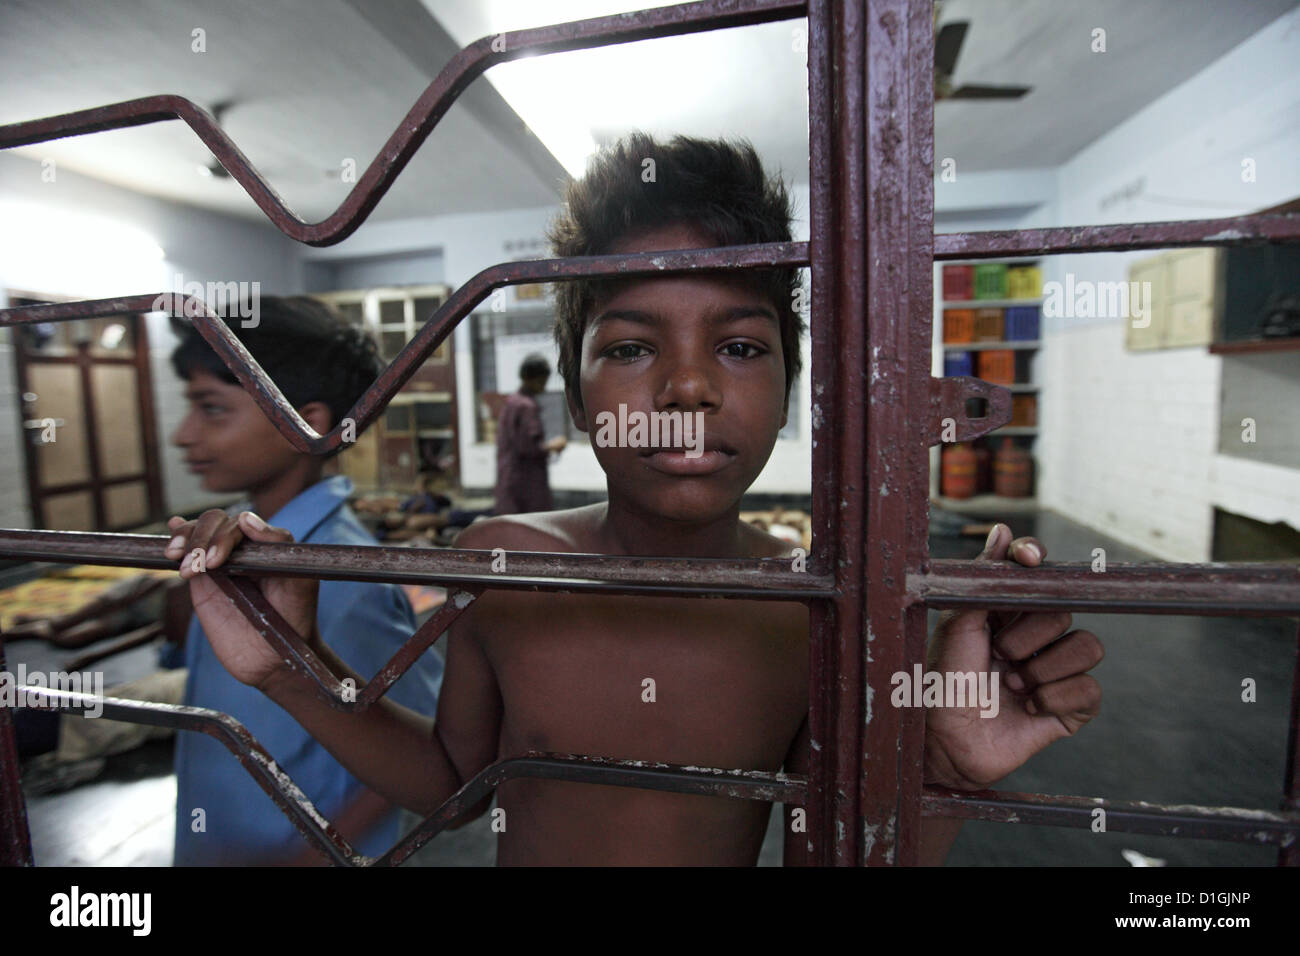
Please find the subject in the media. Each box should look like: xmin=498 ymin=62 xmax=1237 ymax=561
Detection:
xmin=170 ymin=368 xmax=311 ymax=495
xmin=569 ymin=222 xmax=789 ymax=524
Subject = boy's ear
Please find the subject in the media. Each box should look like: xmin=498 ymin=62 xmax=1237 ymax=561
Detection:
xmin=298 ymin=400 xmax=334 ymax=438
xmin=566 ymin=387 xmax=590 ymax=433
xmin=779 ymin=391 xmax=789 ymax=431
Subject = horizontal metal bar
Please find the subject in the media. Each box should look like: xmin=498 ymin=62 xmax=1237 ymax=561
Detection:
xmin=0 ymin=241 xmax=808 ymax=457
xmin=924 ymin=788 xmax=1300 ymax=847
xmin=914 ymin=560 xmax=1300 ymax=616
xmin=0 ymin=529 xmax=835 ymax=599
xmin=377 ymin=753 xmax=806 ymax=867
xmin=0 ymin=0 xmax=807 ymax=246
xmin=935 ymin=212 xmax=1300 ymax=260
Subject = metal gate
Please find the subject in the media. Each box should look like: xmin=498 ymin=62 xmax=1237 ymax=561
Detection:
xmin=1 ymin=0 xmax=1298 ymax=867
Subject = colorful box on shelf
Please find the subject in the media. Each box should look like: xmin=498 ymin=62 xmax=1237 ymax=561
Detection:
xmin=972 ymin=308 xmax=1004 ymax=342
xmin=943 ymin=351 xmax=973 ymax=377
xmin=976 ymin=349 xmax=1016 ymax=384
xmin=972 ymin=263 xmax=1008 ymax=300
xmin=943 ymin=309 xmax=974 ymax=343
xmin=942 ymin=265 xmax=973 ymax=300
xmin=1003 ymin=305 xmax=1040 ymax=340
xmin=1010 ymin=394 xmax=1037 ymax=427
xmin=1006 ymin=265 xmax=1042 ymax=300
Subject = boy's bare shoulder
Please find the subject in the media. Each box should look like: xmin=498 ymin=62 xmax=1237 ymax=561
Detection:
xmin=739 ymin=519 xmax=805 ymax=560
xmin=452 ymin=504 xmax=604 ymax=554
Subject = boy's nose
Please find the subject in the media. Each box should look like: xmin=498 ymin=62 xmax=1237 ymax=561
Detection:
xmin=171 ymin=411 xmax=196 ymax=447
xmin=655 ymin=362 xmax=721 ymax=412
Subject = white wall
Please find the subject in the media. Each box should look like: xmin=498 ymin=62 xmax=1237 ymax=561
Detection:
xmin=1039 ymin=7 xmax=1300 ymax=561
xmin=0 ymin=153 xmax=303 ymax=525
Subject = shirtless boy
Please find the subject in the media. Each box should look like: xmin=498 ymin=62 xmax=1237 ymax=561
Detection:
xmin=165 ymin=134 xmax=1103 ymax=866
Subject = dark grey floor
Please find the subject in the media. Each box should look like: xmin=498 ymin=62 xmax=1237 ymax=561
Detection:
xmin=10 ymin=508 xmax=1296 ymax=866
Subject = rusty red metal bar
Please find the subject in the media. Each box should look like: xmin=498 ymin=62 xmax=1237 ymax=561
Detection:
xmin=0 ymin=0 xmax=806 ymax=247
xmin=0 ymin=640 xmax=35 ymax=866
xmin=0 ymin=529 xmax=835 ymax=598
xmin=915 ymin=560 xmax=1300 ymax=617
xmin=923 ymin=788 xmax=1299 ymax=847
xmin=2 ymin=0 xmax=1300 ymax=869
xmin=935 ymin=213 xmax=1300 ymax=259
xmin=859 ymin=0 xmax=936 ymax=867
xmin=1281 ymin=621 xmax=1300 ymax=865
xmin=0 ymin=243 xmax=807 ymax=456
xmin=6 ymin=685 xmax=805 ymax=867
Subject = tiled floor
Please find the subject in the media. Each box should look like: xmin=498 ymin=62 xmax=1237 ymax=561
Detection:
xmin=11 ymin=508 xmax=1296 ymax=866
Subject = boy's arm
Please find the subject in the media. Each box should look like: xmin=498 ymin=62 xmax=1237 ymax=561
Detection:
xmin=170 ymin=509 xmax=500 ymax=818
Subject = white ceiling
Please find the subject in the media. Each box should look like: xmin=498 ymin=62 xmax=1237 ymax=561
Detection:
xmin=1 ymin=0 xmax=1293 ymax=228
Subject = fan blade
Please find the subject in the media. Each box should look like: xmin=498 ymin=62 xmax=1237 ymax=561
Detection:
xmin=949 ymin=84 xmax=1031 ymax=100
xmin=935 ymin=21 xmax=968 ymax=76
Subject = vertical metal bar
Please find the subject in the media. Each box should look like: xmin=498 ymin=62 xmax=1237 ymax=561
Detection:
xmin=133 ymin=313 xmax=166 ymax=524
xmin=75 ymin=340 xmax=107 ymax=529
xmin=1280 ymin=619 xmax=1300 ymax=866
xmin=859 ymin=0 xmax=933 ymax=866
xmin=0 ymin=637 xmax=35 ymax=865
xmin=805 ymin=0 xmax=834 ymax=868
xmin=807 ymin=0 xmax=868 ymax=866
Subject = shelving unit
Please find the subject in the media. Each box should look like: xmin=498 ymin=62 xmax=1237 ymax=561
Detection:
xmin=934 ymin=258 xmax=1042 ymax=508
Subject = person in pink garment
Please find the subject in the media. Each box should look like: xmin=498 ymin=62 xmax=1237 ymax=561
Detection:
xmin=494 ymin=354 xmax=567 ymax=515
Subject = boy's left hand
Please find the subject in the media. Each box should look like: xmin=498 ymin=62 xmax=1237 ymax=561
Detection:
xmin=923 ymin=524 xmax=1103 ymax=790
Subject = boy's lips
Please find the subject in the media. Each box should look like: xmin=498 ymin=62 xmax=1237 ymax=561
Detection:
xmin=640 ymin=447 xmax=736 ymax=476
xmin=185 ymin=459 xmax=215 ymax=472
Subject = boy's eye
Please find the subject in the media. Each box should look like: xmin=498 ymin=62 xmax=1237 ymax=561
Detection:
xmin=720 ymin=341 xmax=766 ymax=359
xmin=200 ymin=403 xmax=226 ymax=415
xmin=605 ymin=343 xmax=649 ymax=361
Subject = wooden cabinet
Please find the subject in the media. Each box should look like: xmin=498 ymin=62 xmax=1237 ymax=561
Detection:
xmin=1126 ymin=248 xmax=1219 ymax=350
xmin=315 ymin=285 xmax=456 ymax=493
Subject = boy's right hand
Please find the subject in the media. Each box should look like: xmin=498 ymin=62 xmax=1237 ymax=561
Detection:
xmin=164 ymin=510 xmax=319 ymax=692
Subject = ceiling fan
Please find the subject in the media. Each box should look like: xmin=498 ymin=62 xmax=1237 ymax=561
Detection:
xmin=934 ymin=4 xmax=1032 ymax=101
xmin=198 ymin=100 xmax=348 ymax=184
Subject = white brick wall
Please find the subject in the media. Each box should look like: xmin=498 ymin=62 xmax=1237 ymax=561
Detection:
xmin=1039 ymin=323 xmax=1223 ymax=561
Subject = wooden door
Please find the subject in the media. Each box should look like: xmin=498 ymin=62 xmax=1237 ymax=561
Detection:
xmin=11 ymin=298 xmax=163 ymax=530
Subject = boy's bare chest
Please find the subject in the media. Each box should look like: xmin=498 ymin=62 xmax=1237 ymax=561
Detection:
xmin=473 ymin=591 xmax=809 ymax=769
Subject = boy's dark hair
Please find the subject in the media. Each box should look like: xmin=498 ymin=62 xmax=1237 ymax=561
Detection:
xmin=547 ymin=133 xmax=804 ymax=410
xmin=519 ymin=353 xmax=551 ymax=381
xmin=169 ymin=296 xmax=382 ymax=457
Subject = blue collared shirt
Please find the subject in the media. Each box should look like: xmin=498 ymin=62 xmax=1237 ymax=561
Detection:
xmin=173 ymin=475 xmax=444 ymax=865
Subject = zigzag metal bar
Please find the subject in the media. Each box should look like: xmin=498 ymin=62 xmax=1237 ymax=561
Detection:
xmin=0 ymin=0 xmax=807 ymax=246
xmin=15 ymin=686 xmax=363 ymax=866
xmin=375 ymin=753 xmax=808 ymax=866
xmin=0 ymin=242 xmax=809 ymax=455
xmin=211 ymin=573 xmax=482 ymax=711
xmin=11 ymin=688 xmax=806 ymax=867
xmin=22 ymin=687 xmax=1296 ymax=863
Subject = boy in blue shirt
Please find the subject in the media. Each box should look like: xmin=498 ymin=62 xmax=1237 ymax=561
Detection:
xmin=167 ymin=297 xmax=443 ymax=865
